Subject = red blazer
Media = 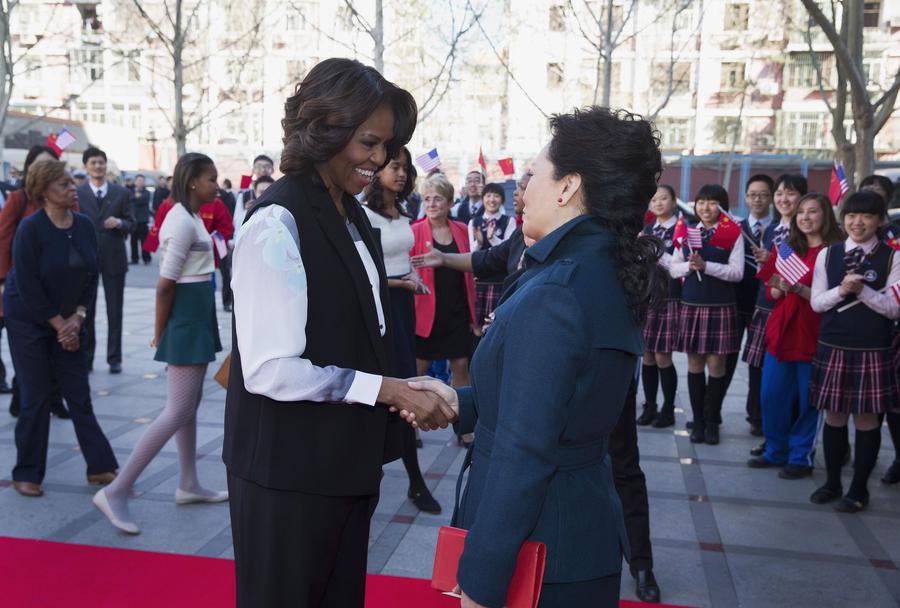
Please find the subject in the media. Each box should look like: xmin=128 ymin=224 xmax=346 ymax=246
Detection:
xmin=145 ymin=198 xmax=233 ymax=266
xmin=757 ymin=244 xmax=823 ymax=362
xmin=411 ymin=219 xmax=476 ymax=338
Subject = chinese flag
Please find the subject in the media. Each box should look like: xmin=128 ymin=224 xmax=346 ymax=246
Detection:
xmin=478 ymin=148 xmax=486 ymax=173
xmin=46 ymin=133 xmax=62 ymax=155
xmin=498 ymin=157 xmax=514 ymax=176
xmin=239 ymin=175 xmax=253 ymax=189
xmin=672 ymin=217 xmax=687 ymax=249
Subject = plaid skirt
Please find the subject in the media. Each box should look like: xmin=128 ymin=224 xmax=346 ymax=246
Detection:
xmin=809 ymin=344 xmax=898 ymax=414
xmin=741 ymin=306 xmax=772 ymax=368
xmin=677 ymin=303 xmax=740 ymax=355
xmin=475 ymin=280 xmax=503 ymax=328
xmin=643 ymin=299 xmax=680 ymax=353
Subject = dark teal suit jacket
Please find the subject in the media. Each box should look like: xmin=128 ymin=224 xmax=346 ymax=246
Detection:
xmin=454 ymin=215 xmax=643 ymax=607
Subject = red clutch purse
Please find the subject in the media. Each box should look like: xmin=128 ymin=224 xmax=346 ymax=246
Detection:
xmin=431 ymin=526 xmax=546 ymax=608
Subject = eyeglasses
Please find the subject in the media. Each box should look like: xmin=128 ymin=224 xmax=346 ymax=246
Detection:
xmin=746 ymin=193 xmax=771 ymax=200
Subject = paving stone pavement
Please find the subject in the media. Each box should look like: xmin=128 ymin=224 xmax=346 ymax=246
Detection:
xmin=1 ymin=262 xmax=899 ymax=607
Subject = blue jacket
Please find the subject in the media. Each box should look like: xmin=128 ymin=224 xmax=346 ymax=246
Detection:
xmin=454 ymin=215 xmax=642 ymax=607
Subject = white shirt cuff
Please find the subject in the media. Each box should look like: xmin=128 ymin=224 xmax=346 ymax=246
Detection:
xmin=345 ymin=371 xmax=383 ymax=406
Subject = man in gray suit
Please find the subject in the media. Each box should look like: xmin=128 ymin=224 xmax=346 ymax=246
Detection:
xmin=77 ymin=147 xmax=134 ymax=374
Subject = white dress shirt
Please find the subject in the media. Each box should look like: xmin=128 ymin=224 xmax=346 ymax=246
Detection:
xmin=363 ymin=205 xmax=414 ymax=277
xmin=651 ymin=215 xmax=678 ymax=268
xmin=668 ymin=222 xmax=745 ymax=282
xmin=468 ymin=209 xmax=511 ymax=253
xmin=810 ymin=236 xmax=900 ymax=318
xmin=231 ymin=204 xmax=384 ymax=406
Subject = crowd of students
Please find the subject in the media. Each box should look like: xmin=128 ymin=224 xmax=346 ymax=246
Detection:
xmin=641 ymin=173 xmax=900 ymax=513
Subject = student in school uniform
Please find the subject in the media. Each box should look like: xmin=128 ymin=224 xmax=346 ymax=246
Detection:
xmin=728 ymin=174 xmax=774 ymax=436
xmin=637 ymin=185 xmax=681 ymax=428
xmin=670 ymin=184 xmax=744 ymax=445
xmin=740 ymin=174 xmax=807 ymax=452
xmin=748 ymin=193 xmax=843 ymax=478
xmin=809 ymin=191 xmax=900 ymax=513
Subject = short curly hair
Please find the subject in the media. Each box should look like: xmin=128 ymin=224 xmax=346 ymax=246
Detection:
xmin=25 ymin=159 xmax=68 ymax=206
xmin=280 ymin=58 xmax=417 ymax=177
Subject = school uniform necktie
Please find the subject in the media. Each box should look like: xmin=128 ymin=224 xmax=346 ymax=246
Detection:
xmin=773 ymin=225 xmax=789 ymax=247
xmin=652 ymin=225 xmax=667 ymax=240
xmin=752 ymin=221 xmax=762 ymax=241
xmin=700 ymin=225 xmax=716 ymax=242
xmin=844 ymin=247 xmax=866 ymax=273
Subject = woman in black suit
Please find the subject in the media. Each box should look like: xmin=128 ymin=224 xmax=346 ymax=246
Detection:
xmin=222 ymin=58 xmax=456 ymax=608
xmin=407 ymin=108 xmax=666 ymax=608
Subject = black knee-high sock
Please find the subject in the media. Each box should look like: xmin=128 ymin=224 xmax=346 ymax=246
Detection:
xmin=822 ymin=423 xmax=849 ymax=491
xmin=659 ymin=364 xmax=678 ymax=407
xmin=886 ymin=413 xmax=900 ymax=462
xmin=400 ymin=425 xmax=426 ymax=491
xmin=641 ymin=364 xmax=659 ymax=406
xmin=687 ymin=372 xmax=706 ymax=425
xmin=746 ymin=365 xmax=762 ymax=425
xmin=847 ymin=428 xmax=882 ymax=501
xmin=722 ymin=352 xmax=739 ymax=393
xmin=704 ymin=376 xmax=728 ymax=425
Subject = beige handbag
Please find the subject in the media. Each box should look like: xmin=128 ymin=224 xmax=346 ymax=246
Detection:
xmin=214 ymin=352 xmax=232 ymax=390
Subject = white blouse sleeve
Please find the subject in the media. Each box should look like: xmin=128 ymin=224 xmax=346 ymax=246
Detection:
xmin=703 ymin=236 xmax=744 ymax=283
xmin=810 ymin=247 xmax=843 ymax=313
xmin=668 ymin=246 xmax=689 ymax=279
xmin=857 ymin=250 xmax=900 ymax=319
xmin=231 ymin=205 xmax=382 ymax=405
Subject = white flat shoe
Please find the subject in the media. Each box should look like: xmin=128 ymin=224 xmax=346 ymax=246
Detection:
xmin=175 ymin=488 xmax=229 ymax=505
xmin=92 ymin=489 xmax=140 ymax=535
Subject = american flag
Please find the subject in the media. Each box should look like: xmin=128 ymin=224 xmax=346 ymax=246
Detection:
xmin=829 ymin=162 xmax=850 ymax=207
xmin=415 ymin=148 xmax=441 ymax=172
xmin=891 ymin=281 xmax=900 ymax=306
xmin=686 ymin=226 xmax=703 ymax=250
xmin=775 ymin=242 xmax=810 ymax=285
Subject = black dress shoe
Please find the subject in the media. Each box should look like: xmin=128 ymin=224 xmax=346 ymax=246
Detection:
xmin=633 ymin=569 xmax=660 ymax=604
xmin=0 ymin=382 xmax=11 ymax=394
xmin=835 ymin=494 xmax=868 ymax=513
xmin=749 ymin=423 xmax=763 ymax=437
xmin=636 ymin=403 xmax=657 ymax=426
xmin=109 ymin=363 xmax=122 ymax=374
xmin=686 ymin=420 xmax=694 ymax=430
xmin=779 ymin=464 xmax=813 ymax=479
xmin=651 ymin=408 xmax=675 ymax=428
xmin=689 ymin=425 xmax=705 ymax=443
xmin=408 ymin=487 xmax=441 ymax=514
xmin=882 ymin=460 xmax=900 ymax=484
xmin=810 ymin=484 xmax=842 ymax=504
xmin=750 ymin=442 xmax=766 ymax=456
xmin=704 ymin=424 xmax=720 ymax=445
xmin=747 ymin=456 xmax=779 ymax=468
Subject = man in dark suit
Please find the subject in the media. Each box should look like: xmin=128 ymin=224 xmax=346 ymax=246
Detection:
xmin=77 ymin=147 xmax=134 ymax=374
xmin=452 ymin=170 xmax=485 ymax=224
xmin=130 ymin=174 xmax=152 ymax=264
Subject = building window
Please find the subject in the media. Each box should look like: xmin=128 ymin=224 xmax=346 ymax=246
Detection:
xmin=547 ymin=63 xmax=565 ymax=89
xmin=864 ymin=1 xmax=881 ymax=27
xmin=336 ymin=5 xmax=354 ymax=30
xmin=651 ymin=62 xmax=691 ymax=96
xmin=74 ymin=101 xmax=107 ymax=124
xmin=549 ymin=5 xmax=565 ymax=31
xmin=71 ymin=49 xmax=104 ymax=81
xmin=657 ymin=118 xmax=691 ymax=149
xmin=723 ymin=3 xmax=749 ymax=31
xmin=862 ymin=52 xmax=883 ymax=86
xmin=720 ymin=62 xmax=745 ymax=91
xmin=785 ymin=52 xmax=833 ymax=88
xmin=780 ymin=112 xmax=828 ymax=148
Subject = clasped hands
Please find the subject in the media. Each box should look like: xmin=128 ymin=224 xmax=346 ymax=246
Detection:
xmin=379 ymin=376 xmax=458 ymax=431
xmin=838 ymin=273 xmax=865 ymax=298
xmin=687 ymin=252 xmax=706 ymax=272
xmin=51 ymin=313 xmax=83 ymax=352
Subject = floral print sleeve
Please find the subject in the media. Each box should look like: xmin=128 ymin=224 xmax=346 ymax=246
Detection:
xmin=231 ymin=205 xmax=382 ymax=405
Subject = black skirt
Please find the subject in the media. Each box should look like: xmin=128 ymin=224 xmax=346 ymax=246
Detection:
xmin=388 ymin=285 xmax=417 ymax=377
xmin=416 ymin=240 xmax=473 ymax=360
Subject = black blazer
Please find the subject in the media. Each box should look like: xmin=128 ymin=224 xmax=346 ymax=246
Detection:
xmin=76 ymin=183 xmax=134 ymax=276
xmin=223 ymin=172 xmax=403 ymax=496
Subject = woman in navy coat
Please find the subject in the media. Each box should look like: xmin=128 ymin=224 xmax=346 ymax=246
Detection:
xmin=406 ymin=108 xmax=666 ymax=608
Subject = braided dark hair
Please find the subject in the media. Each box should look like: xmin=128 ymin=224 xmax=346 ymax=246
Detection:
xmin=547 ymin=107 xmax=667 ymax=322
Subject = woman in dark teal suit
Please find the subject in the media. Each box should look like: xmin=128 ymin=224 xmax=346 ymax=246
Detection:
xmin=407 ymin=108 xmax=666 ymax=607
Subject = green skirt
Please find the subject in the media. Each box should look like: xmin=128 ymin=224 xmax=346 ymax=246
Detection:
xmin=154 ymin=281 xmax=222 ymax=365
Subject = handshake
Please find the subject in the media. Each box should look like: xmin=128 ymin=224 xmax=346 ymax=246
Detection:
xmin=378 ymin=376 xmax=459 ymax=431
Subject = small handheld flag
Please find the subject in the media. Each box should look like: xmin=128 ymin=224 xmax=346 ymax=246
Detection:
xmin=239 ymin=175 xmax=253 ymax=190
xmin=887 ymin=236 xmax=900 ymax=252
xmin=828 ymin=162 xmax=850 ymax=207
xmin=415 ymin=148 xmax=441 ymax=172
xmin=891 ymin=281 xmax=900 ymax=306
xmin=211 ymin=230 xmax=228 ymax=259
xmin=775 ymin=242 xmax=810 ymax=285
xmin=498 ymin=157 xmax=515 ymax=177
xmin=672 ymin=217 xmax=687 ymax=249
xmin=46 ymin=128 xmax=77 ymax=155
xmin=686 ymin=226 xmax=703 ymax=250
xmin=478 ymin=147 xmax=486 ymax=173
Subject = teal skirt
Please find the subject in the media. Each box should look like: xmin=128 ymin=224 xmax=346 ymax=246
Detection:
xmin=154 ymin=281 xmax=222 ymax=365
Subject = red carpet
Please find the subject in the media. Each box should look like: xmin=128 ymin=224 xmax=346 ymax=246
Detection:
xmin=0 ymin=536 xmax=686 ymax=607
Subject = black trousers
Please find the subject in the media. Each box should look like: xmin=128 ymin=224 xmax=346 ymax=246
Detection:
xmin=228 ymin=473 xmax=373 ymax=608
xmin=130 ymin=223 xmax=151 ymax=263
xmin=219 ymin=254 xmax=233 ymax=307
xmin=538 ymin=573 xmax=621 ymax=608
xmin=6 ymin=316 xmax=117 ymax=483
xmin=86 ymin=271 xmax=125 ymax=366
xmin=609 ymin=380 xmax=653 ymax=574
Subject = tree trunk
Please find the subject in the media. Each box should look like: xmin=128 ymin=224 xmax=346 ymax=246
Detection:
xmin=853 ymin=121 xmax=875 ymax=187
xmin=0 ymin=2 xmax=13 ymax=166
xmin=173 ymin=0 xmax=186 ymax=157
xmin=373 ymin=0 xmax=384 ymax=74
xmin=601 ymin=0 xmax=614 ymax=107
